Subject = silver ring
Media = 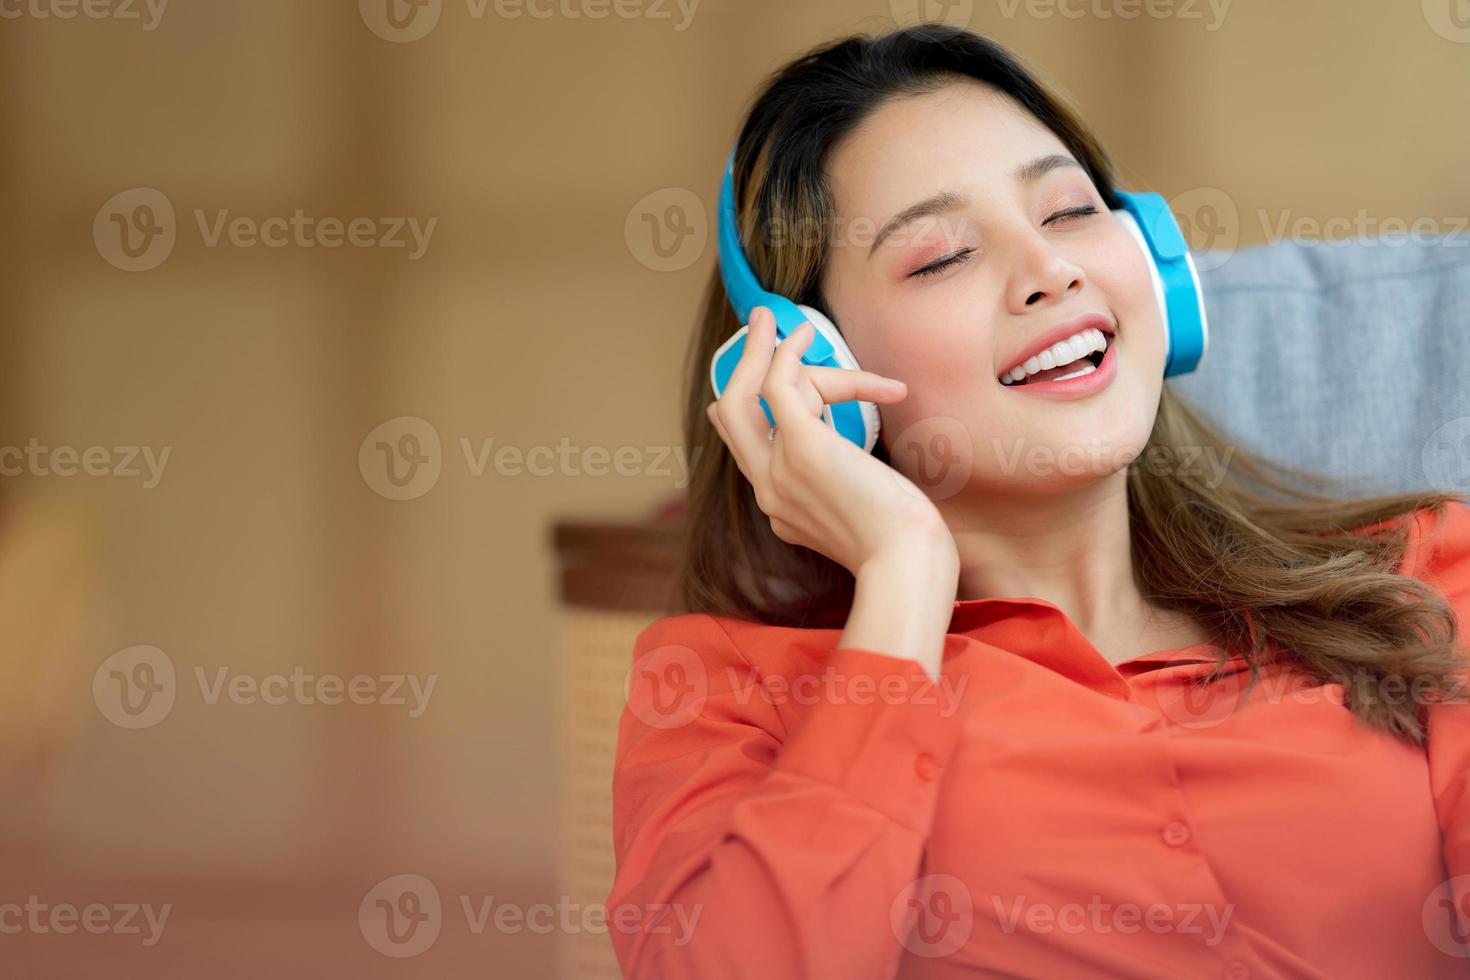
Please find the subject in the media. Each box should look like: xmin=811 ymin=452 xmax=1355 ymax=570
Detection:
xmin=767 ymin=425 xmax=777 ymax=444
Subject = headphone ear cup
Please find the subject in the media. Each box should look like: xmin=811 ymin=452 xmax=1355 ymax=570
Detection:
xmin=1111 ymin=193 xmax=1210 ymax=377
xmin=796 ymin=304 xmax=881 ymax=454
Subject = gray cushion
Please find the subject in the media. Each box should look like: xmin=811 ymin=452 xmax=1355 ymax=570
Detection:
xmin=1170 ymin=235 xmax=1470 ymax=496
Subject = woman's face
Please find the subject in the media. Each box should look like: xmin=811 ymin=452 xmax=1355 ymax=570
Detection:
xmin=819 ymin=79 xmax=1165 ymax=498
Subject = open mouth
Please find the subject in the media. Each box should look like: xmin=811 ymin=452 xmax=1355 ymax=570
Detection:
xmin=998 ymin=327 xmax=1113 ymax=387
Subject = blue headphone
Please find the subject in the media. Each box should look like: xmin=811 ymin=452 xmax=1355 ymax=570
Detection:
xmin=709 ymin=148 xmax=1210 ymax=454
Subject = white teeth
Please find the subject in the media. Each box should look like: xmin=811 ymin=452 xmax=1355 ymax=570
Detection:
xmin=999 ymin=327 xmax=1109 ymax=385
xmin=1052 ymin=362 xmax=1097 ymax=383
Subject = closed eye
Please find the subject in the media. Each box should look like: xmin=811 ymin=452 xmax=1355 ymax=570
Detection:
xmin=908 ymin=205 xmax=1101 ymax=280
xmin=910 ymin=249 xmax=973 ymax=280
xmin=1045 ymin=204 xmax=1099 ymax=225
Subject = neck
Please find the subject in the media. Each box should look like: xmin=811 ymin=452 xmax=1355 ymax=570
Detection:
xmin=938 ymin=469 xmax=1147 ymax=638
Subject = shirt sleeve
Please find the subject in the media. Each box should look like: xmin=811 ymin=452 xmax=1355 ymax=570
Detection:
xmin=1410 ymin=502 xmax=1470 ymax=938
xmin=605 ymin=612 xmax=969 ymax=980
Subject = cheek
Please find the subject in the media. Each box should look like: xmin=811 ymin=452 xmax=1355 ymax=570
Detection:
xmin=843 ymin=289 xmax=978 ymax=383
xmin=852 ymin=311 xmax=987 ymax=445
xmin=1089 ymin=235 xmax=1168 ymax=364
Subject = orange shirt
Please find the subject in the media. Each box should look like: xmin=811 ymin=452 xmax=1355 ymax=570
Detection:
xmin=607 ymin=502 xmax=1470 ymax=979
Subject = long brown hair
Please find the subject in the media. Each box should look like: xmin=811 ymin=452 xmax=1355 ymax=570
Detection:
xmin=675 ymin=24 xmax=1469 ymax=745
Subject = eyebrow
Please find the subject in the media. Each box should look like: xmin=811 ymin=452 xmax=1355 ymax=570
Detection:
xmin=866 ymin=153 xmax=1084 ymax=259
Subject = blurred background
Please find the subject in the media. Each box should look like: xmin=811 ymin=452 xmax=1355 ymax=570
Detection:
xmin=1 ymin=0 xmax=1467 ymax=976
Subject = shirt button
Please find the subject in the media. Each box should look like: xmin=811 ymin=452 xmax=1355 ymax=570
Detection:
xmin=1162 ymin=821 xmax=1191 ymax=846
xmin=914 ymin=752 xmax=939 ymax=782
xmin=1223 ymin=958 xmax=1250 ymax=980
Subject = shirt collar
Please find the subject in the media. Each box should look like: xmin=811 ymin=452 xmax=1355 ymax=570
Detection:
xmin=945 ymin=595 xmax=1243 ymax=695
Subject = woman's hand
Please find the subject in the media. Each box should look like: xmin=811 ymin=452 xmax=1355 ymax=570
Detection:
xmin=706 ymin=306 xmax=957 ymax=577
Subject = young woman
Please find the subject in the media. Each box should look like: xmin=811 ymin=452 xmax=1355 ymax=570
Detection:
xmin=607 ymin=24 xmax=1470 ymax=980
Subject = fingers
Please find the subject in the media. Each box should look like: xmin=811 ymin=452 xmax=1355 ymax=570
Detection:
xmin=714 ymin=307 xmax=780 ymax=466
xmin=760 ymin=320 xmax=822 ymax=435
xmin=722 ymin=307 xmax=778 ymax=408
xmin=710 ymin=305 xmax=907 ymax=470
xmin=801 ymin=365 xmax=908 ymax=406
xmin=765 ymin=319 xmax=910 ymax=433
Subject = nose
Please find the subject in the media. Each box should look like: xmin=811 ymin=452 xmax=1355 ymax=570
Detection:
xmin=1005 ymin=224 xmax=1085 ymax=313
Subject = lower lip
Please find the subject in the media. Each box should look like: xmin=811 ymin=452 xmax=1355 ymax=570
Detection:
xmin=1001 ymin=336 xmax=1119 ymax=398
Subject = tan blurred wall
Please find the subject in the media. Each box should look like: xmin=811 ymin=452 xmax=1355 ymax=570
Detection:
xmin=0 ymin=0 xmax=1465 ymax=964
